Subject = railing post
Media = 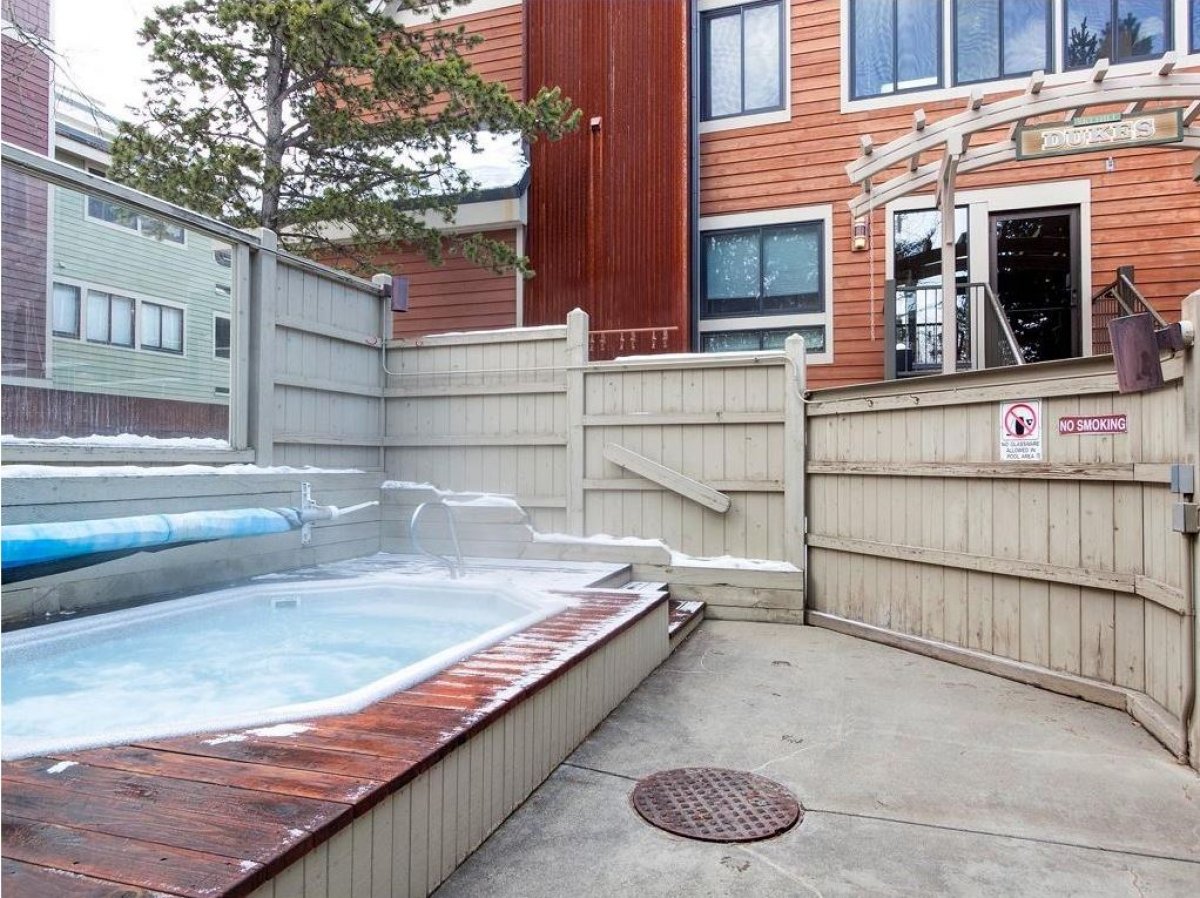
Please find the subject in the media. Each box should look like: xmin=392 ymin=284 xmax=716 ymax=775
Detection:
xmin=784 ymin=334 xmax=807 ymax=576
xmin=247 ymin=228 xmax=278 ymax=465
xmin=1182 ymin=290 xmax=1200 ymax=768
xmin=565 ymin=308 xmax=589 ymax=535
xmin=884 ymin=280 xmax=897 ymax=380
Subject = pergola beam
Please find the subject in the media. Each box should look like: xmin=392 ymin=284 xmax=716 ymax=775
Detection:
xmin=847 ymin=72 xmax=1200 ymax=184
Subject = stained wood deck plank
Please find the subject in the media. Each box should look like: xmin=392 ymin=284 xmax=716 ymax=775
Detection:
xmin=1 ymin=818 xmax=263 ymax=898
xmin=58 ymin=746 xmax=386 ymax=806
xmin=1 ymin=858 xmax=176 ymax=898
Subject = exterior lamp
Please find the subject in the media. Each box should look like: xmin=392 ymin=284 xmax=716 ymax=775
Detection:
xmin=852 ymin=217 xmax=869 ymax=251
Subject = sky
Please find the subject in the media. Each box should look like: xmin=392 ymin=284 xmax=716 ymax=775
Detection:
xmin=54 ymin=0 xmax=159 ymax=118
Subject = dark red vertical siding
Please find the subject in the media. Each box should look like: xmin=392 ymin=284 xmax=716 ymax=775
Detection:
xmin=1 ymin=2 xmax=52 ymax=380
xmin=524 ymin=0 xmax=690 ymax=358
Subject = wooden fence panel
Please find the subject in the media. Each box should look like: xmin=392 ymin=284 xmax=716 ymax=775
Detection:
xmin=806 ymin=351 xmax=1194 ymax=754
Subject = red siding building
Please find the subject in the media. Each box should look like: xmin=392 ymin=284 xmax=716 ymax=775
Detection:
xmin=376 ymin=1 xmax=1200 ymax=386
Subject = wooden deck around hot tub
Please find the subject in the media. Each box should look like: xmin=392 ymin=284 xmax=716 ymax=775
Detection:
xmin=1 ymin=588 xmax=669 ymax=898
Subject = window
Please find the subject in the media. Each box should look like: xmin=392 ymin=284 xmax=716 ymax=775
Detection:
xmin=852 ymin=0 xmax=943 ymax=98
xmin=85 ymin=290 xmax=135 ymax=347
xmin=141 ymin=302 xmax=184 ymax=354
xmin=701 ymin=0 xmax=785 ymax=120
xmin=1064 ymin=0 xmax=1172 ymax=68
xmin=703 ymin=222 xmax=824 ymax=317
xmin=702 ymin=327 xmax=826 ymax=353
xmin=1192 ymin=0 xmax=1199 ymax=51
xmin=214 ymin=315 xmax=231 ymax=360
xmin=955 ymin=0 xmax=1052 ymax=84
xmin=86 ymin=197 xmax=186 ymax=244
xmin=52 ymin=283 xmax=81 ymax=338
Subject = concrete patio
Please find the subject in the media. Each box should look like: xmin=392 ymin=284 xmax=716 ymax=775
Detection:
xmin=434 ymin=621 xmax=1200 ymax=897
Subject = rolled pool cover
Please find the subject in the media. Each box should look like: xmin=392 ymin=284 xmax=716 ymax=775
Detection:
xmin=1 ymin=507 xmax=303 ymax=571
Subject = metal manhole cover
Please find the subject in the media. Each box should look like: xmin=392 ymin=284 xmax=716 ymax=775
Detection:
xmin=631 ymin=767 xmax=802 ymax=842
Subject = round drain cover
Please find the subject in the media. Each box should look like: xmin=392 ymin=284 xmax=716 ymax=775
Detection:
xmin=631 ymin=767 xmax=802 ymax=842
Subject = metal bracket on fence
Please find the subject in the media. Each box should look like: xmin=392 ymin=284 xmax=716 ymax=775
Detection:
xmin=1170 ymin=464 xmax=1196 ymax=496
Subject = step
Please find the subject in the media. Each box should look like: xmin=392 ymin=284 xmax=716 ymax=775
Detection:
xmin=668 ymin=599 xmax=705 ymax=650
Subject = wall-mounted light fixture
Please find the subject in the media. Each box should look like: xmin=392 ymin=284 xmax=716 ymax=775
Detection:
xmin=852 ymin=217 xmax=869 ymax=251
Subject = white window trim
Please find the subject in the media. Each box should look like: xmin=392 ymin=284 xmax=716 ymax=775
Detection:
xmin=840 ymin=0 xmax=1199 ymax=113
xmin=698 ymin=0 xmax=792 ymax=135
xmin=884 ymin=179 xmax=1093 ymax=354
xmin=50 ymin=280 xmax=83 ymax=339
xmin=213 ymin=311 xmax=232 ymax=362
xmin=84 ymin=195 xmax=189 ymax=249
xmin=52 ymin=277 xmax=191 ymax=360
xmin=698 ymin=203 xmax=835 ymax=364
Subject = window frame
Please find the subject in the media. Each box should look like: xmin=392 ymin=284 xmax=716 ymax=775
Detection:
xmin=697 ymin=205 xmax=835 ymax=364
xmin=85 ymin=195 xmax=188 ymax=247
xmin=1062 ymin=0 xmax=1175 ymax=70
xmin=140 ymin=300 xmax=187 ymax=355
xmin=213 ymin=313 xmax=232 ymax=361
xmin=850 ymin=0 xmax=946 ymax=100
xmin=701 ymin=221 xmax=826 ymax=319
xmin=700 ymin=325 xmax=828 ymax=354
xmin=84 ymin=289 xmax=137 ymax=349
xmin=952 ymin=0 xmax=1054 ymax=86
xmin=699 ymin=0 xmax=788 ymax=123
xmin=51 ymin=282 xmax=82 ymax=339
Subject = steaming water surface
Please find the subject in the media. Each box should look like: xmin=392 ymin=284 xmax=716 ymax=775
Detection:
xmin=2 ymin=577 xmax=562 ymax=758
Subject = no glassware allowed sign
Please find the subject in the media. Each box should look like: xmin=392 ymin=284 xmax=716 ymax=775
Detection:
xmin=999 ymin=400 xmax=1042 ymax=461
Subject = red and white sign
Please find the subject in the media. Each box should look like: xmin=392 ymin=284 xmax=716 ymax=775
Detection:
xmin=999 ymin=399 xmax=1042 ymax=461
xmin=1057 ymin=414 xmax=1128 ymax=435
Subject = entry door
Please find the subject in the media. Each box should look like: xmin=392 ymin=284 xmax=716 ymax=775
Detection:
xmin=989 ymin=208 xmax=1081 ymax=362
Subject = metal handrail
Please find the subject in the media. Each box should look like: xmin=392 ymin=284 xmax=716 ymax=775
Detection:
xmin=410 ymin=499 xmax=464 ymax=579
xmin=979 ymin=282 xmax=1025 ymax=365
xmin=1117 ymin=273 xmax=1168 ymax=326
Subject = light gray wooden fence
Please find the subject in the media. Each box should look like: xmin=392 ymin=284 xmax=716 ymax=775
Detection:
xmin=806 ymin=310 xmax=1199 ymax=763
xmin=1 ymin=471 xmax=384 ymax=625
xmin=383 ymin=310 xmax=806 ymax=564
xmin=258 ymin=238 xmax=388 ymax=470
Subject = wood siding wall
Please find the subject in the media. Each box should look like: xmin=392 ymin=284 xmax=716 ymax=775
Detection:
xmin=523 ymin=0 xmax=690 ymax=357
xmin=0 ymin=168 xmax=48 ymax=379
xmin=806 ymin=341 xmax=1198 ymax=760
xmin=383 ymin=311 xmax=802 ymax=562
xmin=1 ymin=384 xmax=226 ymax=439
xmin=700 ymin=0 xmax=1200 ymax=388
xmin=375 ymin=229 xmax=518 ymax=340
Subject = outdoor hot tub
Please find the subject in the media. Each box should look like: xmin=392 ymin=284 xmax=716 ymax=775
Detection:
xmin=1 ymin=575 xmax=568 ymax=759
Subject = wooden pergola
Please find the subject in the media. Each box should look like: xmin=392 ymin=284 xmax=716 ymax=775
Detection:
xmin=847 ymin=56 xmax=1200 ymax=374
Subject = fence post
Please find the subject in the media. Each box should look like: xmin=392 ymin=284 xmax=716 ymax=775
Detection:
xmin=1183 ymin=291 xmax=1200 ymax=769
xmin=783 ymin=334 xmax=807 ymax=578
xmin=247 ymin=228 xmax=278 ymax=465
xmin=565 ymin=308 xmax=590 ymax=535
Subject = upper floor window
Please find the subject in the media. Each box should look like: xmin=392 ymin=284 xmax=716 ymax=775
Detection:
xmin=852 ymin=0 xmax=943 ymax=99
xmin=52 ymin=283 xmax=81 ymax=339
xmin=87 ymin=196 xmax=186 ymax=245
xmin=1191 ymin=0 xmax=1199 ymax=50
xmin=85 ymin=290 xmax=135 ymax=348
xmin=702 ymin=222 xmax=824 ymax=317
xmin=1064 ymin=0 xmax=1172 ymax=68
xmin=701 ymin=0 xmax=785 ymax=120
xmin=955 ymin=0 xmax=1052 ymax=84
xmin=141 ymin=302 xmax=184 ymax=354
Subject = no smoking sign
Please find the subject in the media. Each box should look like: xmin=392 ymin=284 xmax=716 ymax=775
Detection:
xmin=999 ymin=399 xmax=1042 ymax=461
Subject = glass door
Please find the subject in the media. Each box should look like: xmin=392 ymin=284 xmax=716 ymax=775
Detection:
xmin=989 ymin=208 xmax=1081 ymax=362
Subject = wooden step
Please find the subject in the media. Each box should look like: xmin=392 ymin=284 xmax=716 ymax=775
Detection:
xmin=668 ymin=599 xmax=705 ymax=650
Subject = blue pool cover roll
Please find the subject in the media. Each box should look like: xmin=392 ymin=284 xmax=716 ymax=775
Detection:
xmin=1 ymin=507 xmax=303 ymax=571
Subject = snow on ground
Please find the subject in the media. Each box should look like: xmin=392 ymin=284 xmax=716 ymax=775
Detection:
xmin=1 ymin=464 xmax=362 ymax=478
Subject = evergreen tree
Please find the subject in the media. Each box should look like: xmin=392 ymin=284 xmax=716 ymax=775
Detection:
xmin=109 ymin=0 xmax=579 ymax=273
